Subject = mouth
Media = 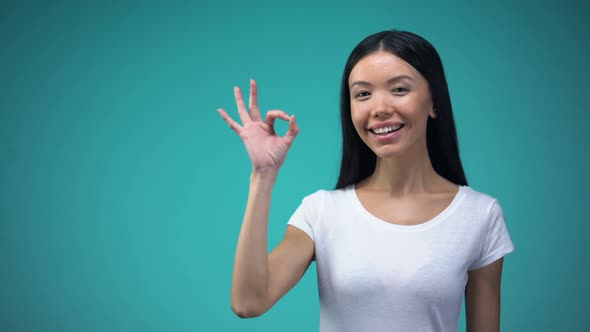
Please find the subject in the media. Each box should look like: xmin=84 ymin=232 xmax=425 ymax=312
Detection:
xmin=368 ymin=124 xmax=405 ymax=141
xmin=369 ymin=124 xmax=405 ymax=136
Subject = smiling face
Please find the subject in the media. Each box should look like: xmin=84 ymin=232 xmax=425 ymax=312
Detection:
xmin=349 ymin=51 xmax=436 ymax=159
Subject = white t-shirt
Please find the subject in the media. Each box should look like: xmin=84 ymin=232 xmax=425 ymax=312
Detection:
xmin=287 ymin=184 xmax=515 ymax=332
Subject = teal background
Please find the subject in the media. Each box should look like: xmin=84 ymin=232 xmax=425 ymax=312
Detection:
xmin=1 ymin=1 xmax=588 ymax=331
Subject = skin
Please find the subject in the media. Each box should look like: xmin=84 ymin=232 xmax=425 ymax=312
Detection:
xmin=349 ymin=51 xmax=460 ymax=226
xmin=218 ymin=80 xmax=314 ymax=318
xmin=219 ymin=54 xmax=505 ymax=330
xmin=350 ymin=51 xmax=505 ymax=331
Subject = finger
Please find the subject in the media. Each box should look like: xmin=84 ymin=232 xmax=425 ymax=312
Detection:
xmin=217 ymin=108 xmax=242 ymax=134
xmin=248 ymin=79 xmax=262 ymax=122
xmin=234 ymin=86 xmax=251 ymax=124
xmin=264 ymin=110 xmax=290 ymax=128
xmin=284 ymin=115 xmax=300 ymax=144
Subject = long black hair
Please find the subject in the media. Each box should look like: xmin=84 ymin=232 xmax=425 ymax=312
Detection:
xmin=335 ymin=30 xmax=468 ymax=189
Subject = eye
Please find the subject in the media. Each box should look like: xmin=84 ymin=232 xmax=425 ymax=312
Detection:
xmin=392 ymin=87 xmax=409 ymax=93
xmin=354 ymin=91 xmax=371 ymax=99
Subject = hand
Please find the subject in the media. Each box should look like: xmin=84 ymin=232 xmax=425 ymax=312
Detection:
xmin=217 ymin=79 xmax=300 ymax=173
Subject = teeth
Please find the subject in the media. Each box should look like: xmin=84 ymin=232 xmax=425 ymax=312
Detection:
xmin=373 ymin=125 xmax=402 ymax=134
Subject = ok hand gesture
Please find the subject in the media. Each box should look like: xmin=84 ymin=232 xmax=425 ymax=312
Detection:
xmin=217 ymin=80 xmax=300 ymax=174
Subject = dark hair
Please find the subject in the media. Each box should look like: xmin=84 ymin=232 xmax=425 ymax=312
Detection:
xmin=335 ymin=29 xmax=468 ymax=189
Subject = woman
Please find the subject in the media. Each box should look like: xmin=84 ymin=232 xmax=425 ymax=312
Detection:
xmin=218 ymin=30 xmax=515 ymax=331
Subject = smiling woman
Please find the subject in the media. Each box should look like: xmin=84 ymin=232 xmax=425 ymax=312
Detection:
xmin=349 ymin=53 xmax=434 ymax=157
xmin=218 ymin=29 xmax=516 ymax=332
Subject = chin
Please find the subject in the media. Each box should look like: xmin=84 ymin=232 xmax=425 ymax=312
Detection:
xmin=372 ymin=146 xmax=405 ymax=159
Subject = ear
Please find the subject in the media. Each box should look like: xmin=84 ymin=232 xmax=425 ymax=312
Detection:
xmin=429 ymin=107 xmax=437 ymax=119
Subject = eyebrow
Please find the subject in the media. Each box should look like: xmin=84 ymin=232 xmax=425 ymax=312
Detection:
xmin=350 ymin=74 xmax=415 ymax=88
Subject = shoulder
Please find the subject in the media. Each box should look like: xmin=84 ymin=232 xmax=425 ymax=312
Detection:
xmin=459 ymin=186 xmax=509 ymax=233
xmin=460 ymin=185 xmax=502 ymax=212
xmin=297 ymin=186 xmax=351 ymax=214
xmin=288 ymin=187 xmax=350 ymax=235
xmin=301 ymin=186 xmax=350 ymax=203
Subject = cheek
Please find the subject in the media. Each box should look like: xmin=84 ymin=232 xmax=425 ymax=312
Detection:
xmin=350 ymin=103 xmax=370 ymax=136
xmin=350 ymin=104 xmax=368 ymax=131
xmin=350 ymin=101 xmax=371 ymax=118
xmin=403 ymin=99 xmax=432 ymax=123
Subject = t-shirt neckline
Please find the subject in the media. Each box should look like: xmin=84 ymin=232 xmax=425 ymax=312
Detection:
xmin=348 ymin=184 xmax=467 ymax=232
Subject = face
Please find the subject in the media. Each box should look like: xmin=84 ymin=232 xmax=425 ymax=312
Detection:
xmin=348 ymin=51 xmax=436 ymax=158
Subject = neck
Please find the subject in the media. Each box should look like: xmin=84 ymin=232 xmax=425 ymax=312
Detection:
xmin=362 ymin=138 xmax=440 ymax=195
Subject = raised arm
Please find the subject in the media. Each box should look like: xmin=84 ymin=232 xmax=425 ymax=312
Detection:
xmin=217 ymin=80 xmax=314 ymax=318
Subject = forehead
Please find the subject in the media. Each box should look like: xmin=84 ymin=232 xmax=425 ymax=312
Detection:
xmin=349 ymin=51 xmax=422 ymax=84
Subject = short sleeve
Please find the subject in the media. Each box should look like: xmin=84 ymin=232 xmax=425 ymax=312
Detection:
xmin=468 ymin=199 xmax=516 ymax=271
xmin=287 ymin=195 xmax=316 ymax=242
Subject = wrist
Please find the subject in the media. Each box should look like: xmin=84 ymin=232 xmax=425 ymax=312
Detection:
xmin=251 ymin=168 xmax=278 ymax=182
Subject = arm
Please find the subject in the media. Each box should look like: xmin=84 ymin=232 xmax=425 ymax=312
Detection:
xmin=217 ymin=80 xmax=311 ymax=318
xmin=465 ymin=257 xmax=504 ymax=332
xmin=230 ymin=171 xmax=314 ymax=318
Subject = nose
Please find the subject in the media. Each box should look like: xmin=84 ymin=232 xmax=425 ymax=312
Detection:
xmin=372 ymin=92 xmax=393 ymax=118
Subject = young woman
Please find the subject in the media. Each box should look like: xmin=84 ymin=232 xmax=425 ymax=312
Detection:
xmin=218 ymin=30 xmax=515 ymax=332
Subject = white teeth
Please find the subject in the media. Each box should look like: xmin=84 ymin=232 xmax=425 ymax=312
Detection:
xmin=373 ymin=125 xmax=402 ymax=134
